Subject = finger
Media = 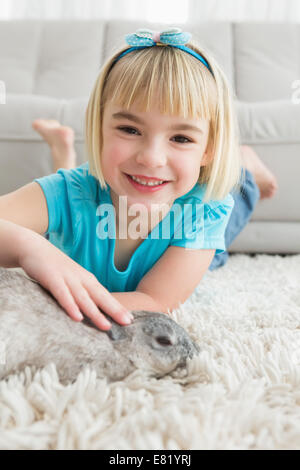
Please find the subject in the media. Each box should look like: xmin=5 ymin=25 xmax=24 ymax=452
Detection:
xmin=47 ymin=280 xmax=84 ymax=322
xmin=68 ymin=282 xmax=112 ymax=331
xmin=83 ymin=276 xmax=133 ymax=326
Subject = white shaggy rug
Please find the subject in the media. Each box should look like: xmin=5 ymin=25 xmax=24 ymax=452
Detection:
xmin=0 ymin=253 xmax=299 ymax=450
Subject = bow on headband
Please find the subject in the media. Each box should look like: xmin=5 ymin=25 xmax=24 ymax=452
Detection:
xmin=125 ymin=27 xmax=192 ymax=47
xmin=111 ymin=27 xmax=214 ymax=76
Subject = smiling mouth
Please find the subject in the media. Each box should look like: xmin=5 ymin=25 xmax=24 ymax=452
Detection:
xmin=125 ymin=173 xmax=170 ymax=185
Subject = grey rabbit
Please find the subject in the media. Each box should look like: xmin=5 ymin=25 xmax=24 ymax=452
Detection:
xmin=0 ymin=267 xmax=200 ymax=385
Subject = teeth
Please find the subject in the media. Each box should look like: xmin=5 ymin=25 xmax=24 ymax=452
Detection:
xmin=130 ymin=175 xmax=166 ymax=186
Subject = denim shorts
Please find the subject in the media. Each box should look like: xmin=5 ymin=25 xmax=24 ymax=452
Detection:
xmin=208 ymin=168 xmax=260 ymax=271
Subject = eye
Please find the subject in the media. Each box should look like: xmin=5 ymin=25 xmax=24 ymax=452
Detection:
xmin=117 ymin=126 xmax=193 ymax=144
xmin=155 ymin=335 xmax=173 ymax=346
xmin=172 ymin=135 xmax=193 ymax=144
xmin=117 ymin=126 xmax=139 ymax=135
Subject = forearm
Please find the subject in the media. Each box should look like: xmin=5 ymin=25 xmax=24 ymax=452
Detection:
xmin=0 ymin=218 xmax=40 ymax=268
xmin=111 ymin=291 xmax=166 ymax=314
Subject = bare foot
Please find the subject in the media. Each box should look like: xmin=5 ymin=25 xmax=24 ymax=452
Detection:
xmin=240 ymin=145 xmax=279 ymax=199
xmin=32 ymin=119 xmax=77 ymax=172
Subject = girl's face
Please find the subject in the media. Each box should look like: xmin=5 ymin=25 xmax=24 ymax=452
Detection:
xmin=101 ymin=98 xmax=211 ymax=216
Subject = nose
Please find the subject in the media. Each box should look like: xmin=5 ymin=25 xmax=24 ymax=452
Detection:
xmin=136 ymin=139 xmax=167 ymax=167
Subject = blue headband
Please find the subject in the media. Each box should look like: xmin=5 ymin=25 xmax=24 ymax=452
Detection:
xmin=111 ymin=28 xmax=214 ymax=78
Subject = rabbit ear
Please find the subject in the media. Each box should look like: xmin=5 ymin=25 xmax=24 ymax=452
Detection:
xmin=83 ymin=311 xmax=129 ymax=340
xmin=104 ymin=320 xmax=129 ymax=341
xmin=80 ymin=315 xmax=127 ymax=340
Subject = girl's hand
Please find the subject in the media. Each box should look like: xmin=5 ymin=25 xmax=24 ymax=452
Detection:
xmin=18 ymin=234 xmax=133 ymax=331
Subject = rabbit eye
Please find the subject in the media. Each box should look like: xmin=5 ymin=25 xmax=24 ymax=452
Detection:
xmin=155 ymin=336 xmax=173 ymax=346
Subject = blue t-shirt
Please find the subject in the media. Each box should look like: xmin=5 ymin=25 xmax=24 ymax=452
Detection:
xmin=34 ymin=162 xmax=234 ymax=292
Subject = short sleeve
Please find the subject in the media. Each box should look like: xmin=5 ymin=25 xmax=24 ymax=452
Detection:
xmin=169 ymin=194 xmax=234 ymax=254
xmin=34 ymin=163 xmax=95 ymax=239
xmin=34 ymin=171 xmax=71 ymax=235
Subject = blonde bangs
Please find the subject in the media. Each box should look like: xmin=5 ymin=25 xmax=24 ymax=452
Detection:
xmin=102 ymin=44 xmax=216 ymax=122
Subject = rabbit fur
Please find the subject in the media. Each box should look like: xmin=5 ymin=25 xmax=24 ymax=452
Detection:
xmin=0 ymin=267 xmax=200 ymax=385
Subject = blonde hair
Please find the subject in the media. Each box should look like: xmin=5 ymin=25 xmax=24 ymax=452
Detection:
xmin=85 ymin=36 xmax=244 ymax=203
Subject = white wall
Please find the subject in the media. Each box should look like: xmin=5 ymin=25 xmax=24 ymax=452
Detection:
xmin=1 ymin=0 xmax=299 ymax=22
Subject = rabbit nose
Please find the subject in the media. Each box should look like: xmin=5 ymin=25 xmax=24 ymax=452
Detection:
xmin=155 ymin=335 xmax=174 ymax=346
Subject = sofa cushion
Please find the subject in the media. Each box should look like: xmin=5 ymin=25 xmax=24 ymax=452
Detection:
xmin=0 ymin=20 xmax=106 ymax=99
xmin=0 ymin=94 xmax=88 ymax=140
xmin=234 ymin=23 xmax=299 ymax=102
xmin=236 ymin=100 xmax=300 ymax=144
xmin=0 ymin=21 xmax=41 ymax=95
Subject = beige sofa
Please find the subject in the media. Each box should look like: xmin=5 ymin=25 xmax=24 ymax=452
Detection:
xmin=0 ymin=20 xmax=299 ymax=253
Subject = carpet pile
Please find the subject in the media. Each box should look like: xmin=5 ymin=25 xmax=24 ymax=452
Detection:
xmin=0 ymin=254 xmax=299 ymax=450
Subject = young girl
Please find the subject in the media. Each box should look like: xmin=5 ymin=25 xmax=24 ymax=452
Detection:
xmin=0 ymin=28 xmax=278 ymax=332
